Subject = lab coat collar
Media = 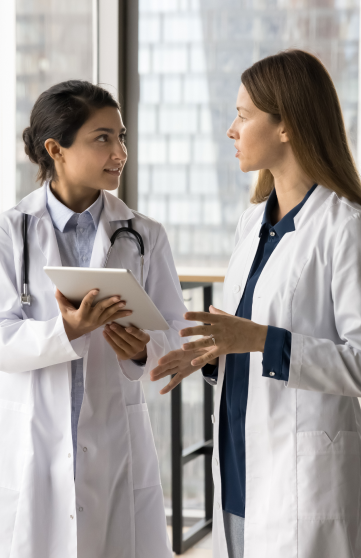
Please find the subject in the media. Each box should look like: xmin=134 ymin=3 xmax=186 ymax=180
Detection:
xmin=260 ymin=183 xmax=318 ymax=238
xmin=15 ymin=183 xmax=135 ymax=224
xmin=46 ymin=183 xmax=104 ymax=232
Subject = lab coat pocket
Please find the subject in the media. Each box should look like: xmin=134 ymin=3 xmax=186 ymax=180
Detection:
xmin=127 ymin=403 xmax=161 ymax=490
xmin=297 ymin=431 xmax=361 ymax=520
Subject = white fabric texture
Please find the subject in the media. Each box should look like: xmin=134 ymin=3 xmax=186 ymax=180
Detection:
xmin=0 ymin=185 xmax=189 ymax=558
xmin=211 ymin=185 xmax=361 ymax=558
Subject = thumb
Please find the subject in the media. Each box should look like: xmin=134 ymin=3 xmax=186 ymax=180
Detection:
xmin=209 ymin=305 xmax=227 ymax=315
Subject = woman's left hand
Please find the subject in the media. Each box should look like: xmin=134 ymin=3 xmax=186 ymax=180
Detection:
xmin=180 ymin=305 xmax=268 ymax=368
xmin=103 ymin=323 xmax=150 ymax=362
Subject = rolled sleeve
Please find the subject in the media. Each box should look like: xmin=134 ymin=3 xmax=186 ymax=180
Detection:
xmin=262 ymin=326 xmax=291 ymax=382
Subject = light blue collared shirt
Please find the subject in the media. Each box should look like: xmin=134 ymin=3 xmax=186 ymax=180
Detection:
xmin=46 ymin=184 xmax=104 ymax=476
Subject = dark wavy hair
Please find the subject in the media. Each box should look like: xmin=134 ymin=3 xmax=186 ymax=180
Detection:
xmin=241 ymin=50 xmax=361 ymax=205
xmin=23 ymin=80 xmax=120 ymax=183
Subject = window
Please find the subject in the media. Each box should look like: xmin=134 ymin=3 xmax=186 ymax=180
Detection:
xmin=138 ymin=0 xmax=360 ymax=269
xmin=15 ymin=0 xmax=95 ymax=201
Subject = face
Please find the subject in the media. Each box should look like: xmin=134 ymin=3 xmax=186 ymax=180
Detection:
xmin=48 ymin=106 xmax=127 ymax=192
xmin=227 ymin=84 xmax=289 ymax=173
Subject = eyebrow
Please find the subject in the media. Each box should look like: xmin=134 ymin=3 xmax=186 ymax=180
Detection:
xmin=90 ymin=127 xmax=127 ymax=134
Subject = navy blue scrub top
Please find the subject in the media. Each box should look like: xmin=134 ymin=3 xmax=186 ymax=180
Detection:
xmin=203 ymin=184 xmax=317 ymax=518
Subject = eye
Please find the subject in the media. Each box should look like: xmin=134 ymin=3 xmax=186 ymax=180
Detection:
xmin=119 ymin=132 xmax=127 ymax=144
xmin=97 ymin=134 xmax=108 ymax=142
xmin=238 ymin=114 xmax=246 ymax=121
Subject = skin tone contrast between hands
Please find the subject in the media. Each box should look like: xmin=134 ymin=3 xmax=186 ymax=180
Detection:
xmin=46 ymin=106 xmax=149 ymax=362
xmin=150 ymin=83 xmax=316 ymax=394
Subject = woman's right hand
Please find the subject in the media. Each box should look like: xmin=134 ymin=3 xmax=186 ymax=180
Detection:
xmin=150 ymin=347 xmax=217 ymax=394
xmin=55 ymin=288 xmax=132 ymax=341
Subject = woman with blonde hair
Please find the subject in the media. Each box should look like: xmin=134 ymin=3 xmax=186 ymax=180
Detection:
xmin=151 ymin=49 xmax=361 ymax=558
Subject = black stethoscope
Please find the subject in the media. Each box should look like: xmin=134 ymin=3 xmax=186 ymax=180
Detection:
xmin=21 ymin=213 xmax=145 ymax=306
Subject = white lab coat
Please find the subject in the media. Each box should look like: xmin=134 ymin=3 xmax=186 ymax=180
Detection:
xmin=212 ymin=185 xmax=361 ymax=558
xmin=0 ymin=185 xmax=188 ymax=558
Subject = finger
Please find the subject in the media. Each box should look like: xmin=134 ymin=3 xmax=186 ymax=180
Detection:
xmin=156 ymin=349 xmax=184 ymax=366
xmin=209 ymin=305 xmax=228 ymax=316
xmin=159 ymin=366 xmax=199 ymax=395
xmin=150 ymin=362 xmax=179 ymax=380
xmin=182 ymin=337 xmax=214 ymax=351
xmin=79 ymin=289 xmax=102 ymax=312
xmin=184 ymin=311 xmax=223 ymax=323
xmin=55 ymin=289 xmax=76 ymax=311
xmin=180 ymin=325 xmax=215 ymax=338
xmin=106 ymin=324 xmax=143 ymax=347
xmin=191 ymin=350 xmax=220 ymax=368
xmin=159 ymin=374 xmax=184 ymax=395
xmin=114 ymin=324 xmax=150 ymax=344
xmin=100 ymin=304 xmax=132 ymax=324
xmin=104 ymin=327 xmax=136 ymax=354
xmin=105 ymin=325 xmax=146 ymax=356
xmin=93 ymin=296 xmax=125 ymax=318
xmin=103 ymin=330 xmax=128 ymax=359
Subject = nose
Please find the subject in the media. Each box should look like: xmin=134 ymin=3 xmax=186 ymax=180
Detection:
xmin=227 ymin=119 xmax=238 ymax=140
xmin=112 ymin=139 xmax=127 ymax=162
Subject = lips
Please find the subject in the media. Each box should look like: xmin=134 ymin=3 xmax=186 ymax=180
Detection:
xmin=104 ymin=168 xmax=121 ymax=176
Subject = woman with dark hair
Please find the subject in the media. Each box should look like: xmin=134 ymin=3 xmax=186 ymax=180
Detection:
xmin=151 ymin=50 xmax=361 ymax=558
xmin=0 ymin=80 xmax=187 ymax=558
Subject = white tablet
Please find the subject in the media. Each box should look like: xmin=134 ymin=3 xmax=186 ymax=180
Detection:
xmin=44 ymin=266 xmax=169 ymax=331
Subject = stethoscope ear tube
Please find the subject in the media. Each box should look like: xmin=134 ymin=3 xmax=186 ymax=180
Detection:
xmin=21 ymin=213 xmax=31 ymax=306
xmin=104 ymin=221 xmax=145 ymax=287
xmin=21 ymin=215 xmax=145 ymax=306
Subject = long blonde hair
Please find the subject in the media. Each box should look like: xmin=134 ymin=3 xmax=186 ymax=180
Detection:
xmin=241 ymin=50 xmax=361 ymax=204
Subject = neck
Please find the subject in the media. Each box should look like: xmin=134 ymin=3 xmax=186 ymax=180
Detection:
xmin=50 ymin=179 xmax=100 ymax=213
xmin=270 ymin=165 xmax=315 ymax=223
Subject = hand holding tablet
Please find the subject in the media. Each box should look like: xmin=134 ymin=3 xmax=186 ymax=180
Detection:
xmin=44 ymin=267 xmax=169 ymax=331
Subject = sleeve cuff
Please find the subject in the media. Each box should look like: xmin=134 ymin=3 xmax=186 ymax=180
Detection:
xmin=202 ymin=363 xmax=218 ymax=385
xmin=262 ymin=326 xmax=291 ymax=382
xmin=70 ymin=333 xmax=90 ymax=359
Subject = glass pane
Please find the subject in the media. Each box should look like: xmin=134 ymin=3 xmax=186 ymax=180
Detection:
xmin=183 ymin=456 xmax=205 ymax=522
xmin=138 ymin=0 xmax=360 ymax=269
xmin=16 ymin=0 xmax=94 ymax=201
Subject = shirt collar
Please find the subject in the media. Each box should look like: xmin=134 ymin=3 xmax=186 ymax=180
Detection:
xmin=46 ymin=183 xmax=104 ymax=232
xmin=260 ymin=183 xmax=318 ymax=238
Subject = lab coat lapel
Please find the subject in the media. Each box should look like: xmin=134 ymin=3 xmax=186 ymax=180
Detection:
xmin=15 ymin=184 xmax=62 ymax=267
xmin=36 ymin=213 xmax=62 ymax=267
xmin=89 ymin=191 xmax=134 ymax=269
xmin=226 ymin=221 xmax=261 ymax=316
xmin=89 ymin=214 xmax=112 ymax=268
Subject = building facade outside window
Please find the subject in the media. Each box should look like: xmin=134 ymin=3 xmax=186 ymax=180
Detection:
xmin=16 ymin=0 xmax=94 ymax=201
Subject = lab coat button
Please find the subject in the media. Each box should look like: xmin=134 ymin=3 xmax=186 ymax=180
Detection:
xmin=233 ymin=284 xmax=240 ymax=293
xmin=83 ymin=447 xmax=87 ymax=452
xmin=78 ymin=507 xmax=83 ymax=512
xmin=68 ymin=454 xmax=71 ymax=458
xmin=70 ymin=515 xmax=74 ymax=519
xmin=211 ymin=414 xmax=215 ymax=424
xmin=214 ymin=457 xmax=219 ymax=467
xmin=269 ymin=371 xmax=276 ymax=377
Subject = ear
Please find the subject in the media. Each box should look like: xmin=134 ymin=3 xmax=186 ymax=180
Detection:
xmin=279 ymin=122 xmax=290 ymax=144
xmin=44 ymin=138 xmax=63 ymax=162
